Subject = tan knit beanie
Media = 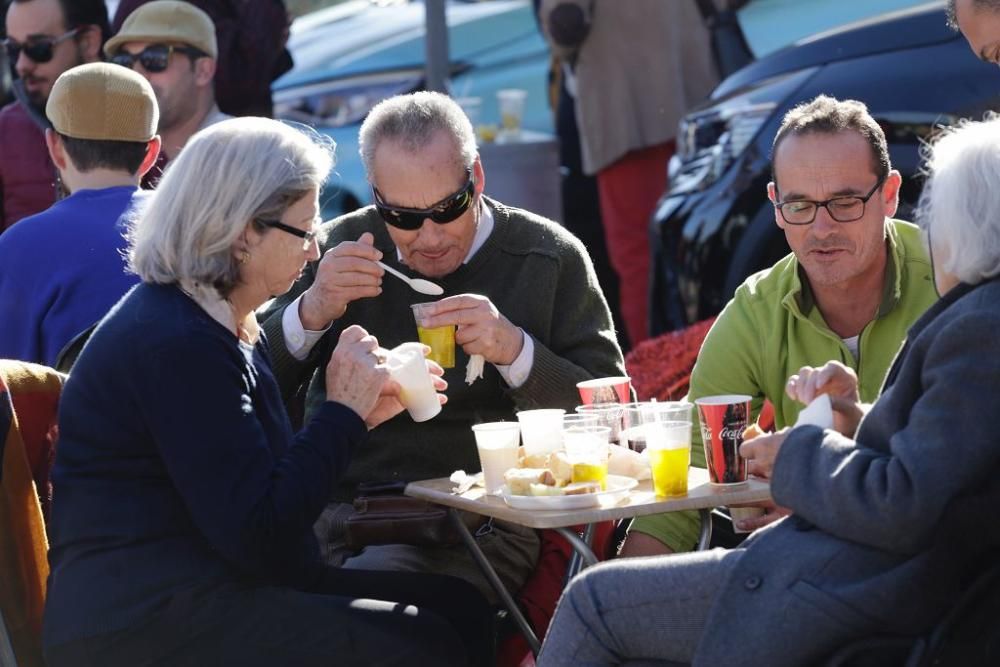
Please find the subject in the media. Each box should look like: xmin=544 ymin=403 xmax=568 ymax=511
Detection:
xmin=46 ymin=63 xmax=159 ymax=142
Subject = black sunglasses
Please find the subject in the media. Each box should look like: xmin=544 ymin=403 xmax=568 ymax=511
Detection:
xmin=3 ymin=28 xmax=79 ymax=64
xmin=110 ymin=43 xmax=205 ymax=74
xmin=258 ymin=219 xmax=318 ymax=248
xmin=372 ymin=172 xmax=475 ymax=231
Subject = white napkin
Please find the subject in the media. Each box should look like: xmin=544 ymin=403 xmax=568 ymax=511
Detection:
xmin=607 ymin=446 xmax=651 ymax=480
xmin=449 ymin=469 xmax=484 ymax=494
xmin=465 ymin=353 xmax=485 ymax=385
xmin=795 ymin=394 xmax=834 ymax=429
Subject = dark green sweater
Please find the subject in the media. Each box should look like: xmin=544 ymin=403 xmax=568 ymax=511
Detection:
xmin=263 ymin=198 xmax=625 ymax=502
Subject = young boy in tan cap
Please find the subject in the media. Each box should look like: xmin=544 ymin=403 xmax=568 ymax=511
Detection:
xmin=104 ymin=0 xmax=229 ymax=187
xmin=0 ymin=62 xmax=161 ymax=368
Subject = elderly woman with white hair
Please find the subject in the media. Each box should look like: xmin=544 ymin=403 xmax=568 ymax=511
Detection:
xmin=537 ymin=115 xmax=1000 ymax=666
xmin=41 ymin=117 xmax=481 ymax=666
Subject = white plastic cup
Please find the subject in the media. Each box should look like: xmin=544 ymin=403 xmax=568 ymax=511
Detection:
xmin=729 ymin=506 xmax=767 ymax=533
xmin=516 ymin=408 xmax=565 ymax=457
xmin=472 ymin=422 xmax=521 ymax=495
xmin=496 ymin=88 xmax=527 ymax=141
xmin=385 ymin=342 xmax=441 ymax=422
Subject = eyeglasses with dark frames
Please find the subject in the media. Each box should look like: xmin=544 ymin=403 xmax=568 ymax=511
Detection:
xmin=258 ymin=219 xmax=318 ymax=249
xmin=372 ymin=171 xmax=475 ymax=231
xmin=3 ymin=28 xmax=79 ymax=64
xmin=775 ymin=177 xmax=886 ymax=225
xmin=110 ymin=43 xmax=206 ymax=74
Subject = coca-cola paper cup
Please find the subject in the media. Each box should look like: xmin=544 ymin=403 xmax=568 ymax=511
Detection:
xmin=695 ymin=395 xmax=752 ymax=485
xmin=577 ymin=376 xmax=632 ymax=406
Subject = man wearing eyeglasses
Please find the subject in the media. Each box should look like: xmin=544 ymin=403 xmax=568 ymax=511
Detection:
xmin=103 ymin=0 xmax=228 ymax=187
xmin=1 ymin=0 xmax=107 ymax=232
xmin=621 ymin=95 xmax=938 ymax=558
xmin=261 ymin=91 xmax=625 ymax=604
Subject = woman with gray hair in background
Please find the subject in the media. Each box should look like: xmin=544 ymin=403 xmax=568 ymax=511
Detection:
xmin=41 ymin=117 xmax=487 ymax=666
xmin=538 ymin=115 xmax=1000 ymax=666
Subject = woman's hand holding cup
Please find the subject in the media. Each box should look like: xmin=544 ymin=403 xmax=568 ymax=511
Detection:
xmin=324 ymin=325 xmax=396 ymax=425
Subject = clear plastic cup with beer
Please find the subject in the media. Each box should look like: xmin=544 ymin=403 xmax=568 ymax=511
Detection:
xmin=563 ymin=425 xmax=611 ymax=490
xmin=639 ymin=402 xmax=693 ymax=497
xmin=410 ymin=302 xmax=455 ymax=368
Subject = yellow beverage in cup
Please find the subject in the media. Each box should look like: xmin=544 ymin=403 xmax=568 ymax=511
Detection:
xmin=649 ymin=446 xmax=690 ymax=497
xmin=571 ymin=461 xmax=608 ymax=490
xmin=416 ymin=324 xmax=455 ymax=368
xmin=476 ymin=123 xmax=499 ymax=143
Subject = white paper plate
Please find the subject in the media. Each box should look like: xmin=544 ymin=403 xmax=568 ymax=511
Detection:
xmin=501 ymin=474 xmax=638 ymax=510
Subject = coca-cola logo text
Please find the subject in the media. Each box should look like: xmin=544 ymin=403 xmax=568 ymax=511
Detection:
xmin=718 ymin=426 xmax=745 ymax=441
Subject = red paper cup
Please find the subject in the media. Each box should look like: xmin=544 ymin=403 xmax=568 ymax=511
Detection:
xmin=576 ymin=376 xmax=632 ymax=406
xmin=694 ymin=395 xmax=752 ymax=485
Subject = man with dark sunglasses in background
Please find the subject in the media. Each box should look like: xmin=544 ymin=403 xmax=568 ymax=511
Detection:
xmin=112 ymin=0 xmax=292 ymax=118
xmin=103 ymin=0 xmax=228 ymax=187
xmin=0 ymin=0 xmax=108 ymax=232
xmin=261 ymin=91 xmax=626 ymax=607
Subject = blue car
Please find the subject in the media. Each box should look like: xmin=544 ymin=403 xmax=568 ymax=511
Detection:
xmin=273 ymin=0 xmax=553 ymax=218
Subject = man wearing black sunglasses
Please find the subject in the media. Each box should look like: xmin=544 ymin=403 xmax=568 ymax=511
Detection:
xmin=103 ymin=0 xmax=229 ymax=188
xmin=0 ymin=0 xmax=107 ymax=232
xmin=262 ymin=91 xmax=626 ymax=603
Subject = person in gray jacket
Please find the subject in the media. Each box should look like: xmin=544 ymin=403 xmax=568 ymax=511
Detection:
xmin=537 ymin=115 xmax=1000 ymax=666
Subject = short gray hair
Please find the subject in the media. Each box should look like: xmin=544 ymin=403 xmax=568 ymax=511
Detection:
xmin=128 ymin=117 xmax=334 ymax=295
xmin=915 ymin=115 xmax=1000 ymax=285
xmin=358 ymin=91 xmax=476 ymax=180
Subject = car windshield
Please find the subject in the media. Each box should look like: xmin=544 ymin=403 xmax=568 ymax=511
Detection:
xmin=737 ymin=0 xmax=932 ymax=58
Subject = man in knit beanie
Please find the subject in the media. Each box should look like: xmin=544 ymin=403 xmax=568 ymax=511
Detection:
xmin=0 ymin=62 xmax=161 ymax=368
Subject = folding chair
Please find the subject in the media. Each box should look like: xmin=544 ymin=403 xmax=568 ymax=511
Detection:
xmin=0 ymin=360 xmax=64 ymax=667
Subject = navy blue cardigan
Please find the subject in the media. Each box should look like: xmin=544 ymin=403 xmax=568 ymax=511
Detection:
xmin=43 ymin=282 xmax=366 ymax=648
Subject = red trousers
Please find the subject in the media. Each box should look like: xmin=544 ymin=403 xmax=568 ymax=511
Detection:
xmin=596 ymin=141 xmax=674 ymax=347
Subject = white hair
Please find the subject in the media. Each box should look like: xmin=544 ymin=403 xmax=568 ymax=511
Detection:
xmin=358 ymin=91 xmax=476 ymax=180
xmin=916 ymin=115 xmax=1000 ymax=285
xmin=128 ymin=117 xmax=334 ymax=294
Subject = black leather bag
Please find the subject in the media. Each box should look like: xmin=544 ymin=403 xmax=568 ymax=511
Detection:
xmin=344 ymin=481 xmax=460 ymax=551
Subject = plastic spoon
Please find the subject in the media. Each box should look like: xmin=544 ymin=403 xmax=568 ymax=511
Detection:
xmin=378 ymin=260 xmax=444 ymax=296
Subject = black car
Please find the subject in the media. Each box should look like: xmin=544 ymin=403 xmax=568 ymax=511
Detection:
xmin=649 ymin=2 xmax=1000 ymax=335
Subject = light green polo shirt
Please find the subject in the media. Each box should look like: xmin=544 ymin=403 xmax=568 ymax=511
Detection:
xmin=630 ymin=219 xmax=937 ymax=551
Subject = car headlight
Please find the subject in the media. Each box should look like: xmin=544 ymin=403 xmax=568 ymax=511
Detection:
xmin=668 ymin=68 xmax=817 ymax=194
xmin=273 ymin=71 xmax=422 ymax=128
